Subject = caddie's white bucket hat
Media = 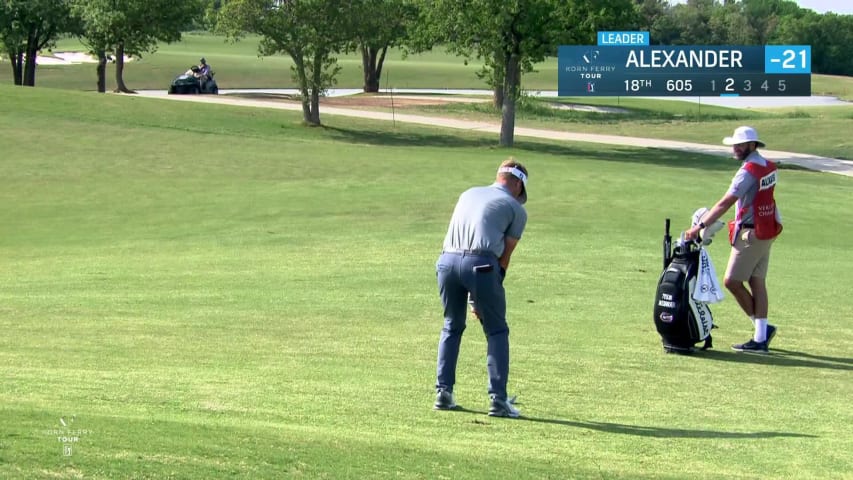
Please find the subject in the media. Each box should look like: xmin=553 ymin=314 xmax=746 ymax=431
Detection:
xmin=722 ymin=126 xmax=765 ymax=147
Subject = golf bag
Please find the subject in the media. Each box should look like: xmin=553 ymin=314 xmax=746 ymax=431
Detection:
xmin=653 ymin=219 xmax=715 ymax=354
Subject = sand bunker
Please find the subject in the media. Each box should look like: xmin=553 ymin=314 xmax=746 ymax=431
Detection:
xmin=22 ymin=51 xmax=135 ymax=66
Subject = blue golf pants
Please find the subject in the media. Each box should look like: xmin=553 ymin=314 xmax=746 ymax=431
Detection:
xmin=435 ymin=251 xmax=509 ymax=400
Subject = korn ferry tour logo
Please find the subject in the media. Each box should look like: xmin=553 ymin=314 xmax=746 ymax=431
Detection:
xmin=558 ymin=46 xmax=620 ymax=95
xmin=564 ymin=48 xmax=618 ymax=82
xmin=42 ymin=415 xmax=93 ymax=457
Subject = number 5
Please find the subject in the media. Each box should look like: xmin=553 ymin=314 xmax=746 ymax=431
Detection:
xmin=778 ymin=80 xmax=786 ymax=92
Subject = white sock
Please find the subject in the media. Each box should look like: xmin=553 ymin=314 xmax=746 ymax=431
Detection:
xmin=754 ymin=318 xmax=768 ymax=342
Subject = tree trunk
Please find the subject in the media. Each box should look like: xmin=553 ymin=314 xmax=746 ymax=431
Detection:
xmin=499 ymin=54 xmax=521 ymax=148
xmin=23 ymin=39 xmax=38 ymax=86
xmin=114 ymin=43 xmax=135 ymax=93
xmin=361 ymin=45 xmax=387 ymax=93
xmin=309 ymin=89 xmax=321 ymax=125
xmin=96 ymin=50 xmax=107 ymax=93
xmin=9 ymin=51 xmax=24 ymax=85
xmin=376 ymin=46 xmax=387 ymax=91
xmin=492 ymin=50 xmax=505 ymax=110
xmin=361 ymin=46 xmax=377 ymax=93
xmin=298 ymin=82 xmax=313 ymax=124
xmin=305 ymin=52 xmax=322 ymax=126
xmin=290 ymin=54 xmax=314 ymax=124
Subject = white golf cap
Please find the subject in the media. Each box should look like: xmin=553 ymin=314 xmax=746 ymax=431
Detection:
xmin=498 ymin=165 xmax=528 ymax=204
xmin=723 ymin=126 xmax=765 ymax=147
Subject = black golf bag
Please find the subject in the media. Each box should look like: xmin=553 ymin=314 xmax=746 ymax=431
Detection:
xmin=653 ymin=219 xmax=714 ymax=354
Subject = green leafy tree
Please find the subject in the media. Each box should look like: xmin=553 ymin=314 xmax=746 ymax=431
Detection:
xmin=0 ymin=0 xmax=73 ymax=86
xmin=71 ymin=0 xmax=204 ymax=93
xmin=202 ymin=0 xmax=224 ymax=31
xmin=707 ymin=2 xmax=757 ymax=45
xmin=348 ymin=0 xmax=419 ymax=93
xmin=68 ymin=0 xmax=113 ymax=92
xmin=740 ymin=0 xmax=802 ymax=45
xmin=773 ymin=11 xmax=853 ymax=76
xmin=635 ymin=0 xmax=673 ymax=44
xmin=218 ymin=0 xmax=355 ymax=125
xmin=418 ymin=0 xmax=637 ymax=147
xmin=667 ymin=0 xmax=715 ymax=45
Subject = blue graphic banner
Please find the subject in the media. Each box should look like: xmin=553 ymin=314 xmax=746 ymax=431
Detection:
xmin=558 ymin=45 xmax=811 ymax=97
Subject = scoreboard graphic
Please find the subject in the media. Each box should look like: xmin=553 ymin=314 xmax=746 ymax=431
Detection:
xmin=558 ymin=45 xmax=811 ymax=97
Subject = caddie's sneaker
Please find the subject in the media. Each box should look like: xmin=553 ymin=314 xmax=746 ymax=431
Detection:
xmin=488 ymin=395 xmax=521 ymax=418
xmin=433 ymin=389 xmax=457 ymax=410
xmin=732 ymin=339 xmax=768 ymax=354
xmin=765 ymin=324 xmax=777 ymax=349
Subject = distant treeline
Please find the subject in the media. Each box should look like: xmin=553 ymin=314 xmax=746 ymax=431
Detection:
xmin=634 ymin=0 xmax=852 ymax=76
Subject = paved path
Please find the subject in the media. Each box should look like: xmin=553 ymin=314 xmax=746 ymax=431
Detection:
xmin=139 ymin=92 xmax=853 ymax=177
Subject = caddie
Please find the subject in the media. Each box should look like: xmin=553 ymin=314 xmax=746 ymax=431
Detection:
xmin=685 ymin=126 xmax=783 ymax=354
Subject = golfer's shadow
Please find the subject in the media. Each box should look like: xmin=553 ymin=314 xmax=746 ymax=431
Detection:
xmin=448 ymin=407 xmax=815 ymax=439
xmin=697 ymin=348 xmax=853 ymax=371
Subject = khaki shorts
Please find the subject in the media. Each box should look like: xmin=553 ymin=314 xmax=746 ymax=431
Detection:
xmin=725 ymin=228 xmax=774 ymax=281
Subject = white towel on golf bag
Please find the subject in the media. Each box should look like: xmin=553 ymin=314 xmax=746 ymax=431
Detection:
xmin=693 ymin=248 xmax=724 ymax=304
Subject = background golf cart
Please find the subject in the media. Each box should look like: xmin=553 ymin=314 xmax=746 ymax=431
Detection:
xmin=168 ymin=70 xmax=218 ymax=94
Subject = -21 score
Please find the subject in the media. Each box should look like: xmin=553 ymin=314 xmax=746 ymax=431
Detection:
xmin=711 ymin=78 xmax=787 ymax=93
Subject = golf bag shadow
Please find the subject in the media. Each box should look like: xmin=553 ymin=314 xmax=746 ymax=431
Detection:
xmin=653 ymin=219 xmax=714 ymax=354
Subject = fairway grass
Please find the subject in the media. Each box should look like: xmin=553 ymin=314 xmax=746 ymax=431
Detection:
xmin=1 ymin=86 xmax=852 ymax=479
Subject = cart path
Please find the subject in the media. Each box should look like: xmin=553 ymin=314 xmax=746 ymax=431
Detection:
xmin=137 ymin=92 xmax=853 ymax=177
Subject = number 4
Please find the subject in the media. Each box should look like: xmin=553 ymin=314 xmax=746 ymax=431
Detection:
xmin=761 ymin=80 xmax=769 ymax=91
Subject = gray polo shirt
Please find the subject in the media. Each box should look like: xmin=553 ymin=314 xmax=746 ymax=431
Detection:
xmin=728 ymin=151 xmax=781 ymax=225
xmin=442 ymin=183 xmax=528 ymax=257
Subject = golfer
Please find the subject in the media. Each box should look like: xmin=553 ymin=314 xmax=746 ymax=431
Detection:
xmin=686 ymin=126 xmax=783 ymax=354
xmin=433 ymin=158 xmax=528 ymax=417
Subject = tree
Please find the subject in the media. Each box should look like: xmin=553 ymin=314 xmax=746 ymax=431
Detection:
xmin=348 ymin=0 xmax=418 ymax=93
xmin=773 ymin=11 xmax=853 ymax=76
xmin=707 ymin=2 xmax=756 ymax=45
xmin=70 ymin=0 xmax=204 ymax=93
xmin=418 ymin=0 xmax=637 ymax=147
xmin=0 ymin=0 xmax=73 ymax=86
xmin=635 ymin=0 xmax=672 ymax=44
xmin=68 ymin=0 xmax=112 ymax=92
xmin=740 ymin=0 xmax=803 ymax=45
xmin=201 ymin=0 xmax=224 ymax=31
xmin=667 ymin=0 xmax=715 ymax=45
xmin=218 ymin=0 xmax=355 ymax=125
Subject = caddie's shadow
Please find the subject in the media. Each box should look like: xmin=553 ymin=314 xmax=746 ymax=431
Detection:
xmin=448 ymin=408 xmax=815 ymax=439
xmin=697 ymin=348 xmax=853 ymax=371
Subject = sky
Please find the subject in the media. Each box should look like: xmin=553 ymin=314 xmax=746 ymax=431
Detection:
xmin=668 ymin=0 xmax=853 ymax=15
